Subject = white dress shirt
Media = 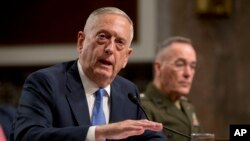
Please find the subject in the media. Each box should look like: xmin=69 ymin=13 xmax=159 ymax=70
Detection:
xmin=77 ymin=61 xmax=110 ymax=141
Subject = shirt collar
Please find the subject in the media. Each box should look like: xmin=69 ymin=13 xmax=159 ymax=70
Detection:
xmin=77 ymin=60 xmax=110 ymax=96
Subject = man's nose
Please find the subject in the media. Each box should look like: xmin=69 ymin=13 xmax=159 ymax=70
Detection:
xmin=104 ymin=40 xmax=115 ymax=55
xmin=183 ymin=65 xmax=192 ymax=78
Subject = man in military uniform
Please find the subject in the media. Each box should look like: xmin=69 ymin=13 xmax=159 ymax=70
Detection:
xmin=141 ymin=36 xmax=202 ymax=141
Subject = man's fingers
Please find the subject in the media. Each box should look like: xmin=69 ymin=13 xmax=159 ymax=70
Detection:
xmin=132 ymin=120 xmax=163 ymax=131
xmin=95 ymin=119 xmax=163 ymax=140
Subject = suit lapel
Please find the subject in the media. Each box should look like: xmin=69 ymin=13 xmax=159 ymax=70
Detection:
xmin=109 ymin=82 xmax=126 ymax=123
xmin=65 ymin=61 xmax=91 ymax=125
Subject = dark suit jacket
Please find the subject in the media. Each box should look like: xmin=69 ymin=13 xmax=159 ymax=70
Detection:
xmin=13 ymin=60 xmax=167 ymax=141
xmin=0 ymin=106 xmax=16 ymax=140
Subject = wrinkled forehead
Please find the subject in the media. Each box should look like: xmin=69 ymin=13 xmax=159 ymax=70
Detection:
xmin=165 ymin=43 xmax=197 ymax=62
xmin=86 ymin=13 xmax=134 ymax=43
xmin=95 ymin=13 xmax=132 ymax=27
xmin=92 ymin=13 xmax=132 ymax=24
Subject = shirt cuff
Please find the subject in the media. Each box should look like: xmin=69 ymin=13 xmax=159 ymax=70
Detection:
xmin=86 ymin=126 xmax=96 ymax=141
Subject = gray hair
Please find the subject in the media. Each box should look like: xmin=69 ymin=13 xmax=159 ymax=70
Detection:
xmin=84 ymin=7 xmax=134 ymax=43
xmin=155 ymin=36 xmax=193 ymax=61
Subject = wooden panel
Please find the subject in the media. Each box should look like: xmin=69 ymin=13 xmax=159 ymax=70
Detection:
xmin=0 ymin=0 xmax=137 ymax=45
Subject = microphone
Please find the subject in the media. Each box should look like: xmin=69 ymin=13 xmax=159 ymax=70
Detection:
xmin=128 ymin=93 xmax=191 ymax=139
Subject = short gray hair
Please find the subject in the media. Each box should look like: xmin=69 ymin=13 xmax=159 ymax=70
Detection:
xmin=155 ymin=36 xmax=193 ymax=60
xmin=84 ymin=7 xmax=134 ymax=42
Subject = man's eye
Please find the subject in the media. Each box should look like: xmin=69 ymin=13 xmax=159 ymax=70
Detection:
xmin=175 ymin=61 xmax=185 ymax=67
xmin=97 ymin=33 xmax=106 ymax=40
xmin=190 ymin=63 xmax=197 ymax=70
xmin=117 ymin=40 xmax=124 ymax=45
xmin=115 ymin=39 xmax=126 ymax=50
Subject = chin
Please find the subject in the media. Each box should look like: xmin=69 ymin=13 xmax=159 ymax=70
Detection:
xmin=180 ymin=93 xmax=189 ymax=96
xmin=179 ymin=90 xmax=190 ymax=96
xmin=95 ymin=67 xmax=111 ymax=75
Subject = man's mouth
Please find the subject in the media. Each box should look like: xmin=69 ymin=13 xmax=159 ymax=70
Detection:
xmin=99 ymin=59 xmax=112 ymax=66
xmin=179 ymin=81 xmax=190 ymax=87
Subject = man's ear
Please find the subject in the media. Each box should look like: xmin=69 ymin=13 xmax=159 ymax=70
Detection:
xmin=154 ymin=61 xmax=160 ymax=71
xmin=77 ymin=31 xmax=85 ymax=52
xmin=122 ymin=48 xmax=133 ymax=68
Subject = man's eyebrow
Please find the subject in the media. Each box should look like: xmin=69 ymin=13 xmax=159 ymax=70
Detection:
xmin=96 ymin=30 xmax=110 ymax=35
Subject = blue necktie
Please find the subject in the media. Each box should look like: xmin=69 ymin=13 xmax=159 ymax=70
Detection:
xmin=92 ymin=88 xmax=106 ymax=125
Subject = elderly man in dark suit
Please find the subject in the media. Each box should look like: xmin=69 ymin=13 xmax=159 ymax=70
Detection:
xmin=12 ymin=7 xmax=167 ymax=141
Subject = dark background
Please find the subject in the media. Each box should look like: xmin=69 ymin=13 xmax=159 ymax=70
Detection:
xmin=0 ymin=0 xmax=137 ymax=44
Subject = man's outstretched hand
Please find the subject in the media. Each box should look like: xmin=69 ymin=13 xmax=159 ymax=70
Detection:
xmin=95 ymin=119 xmax=163 ymax=141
